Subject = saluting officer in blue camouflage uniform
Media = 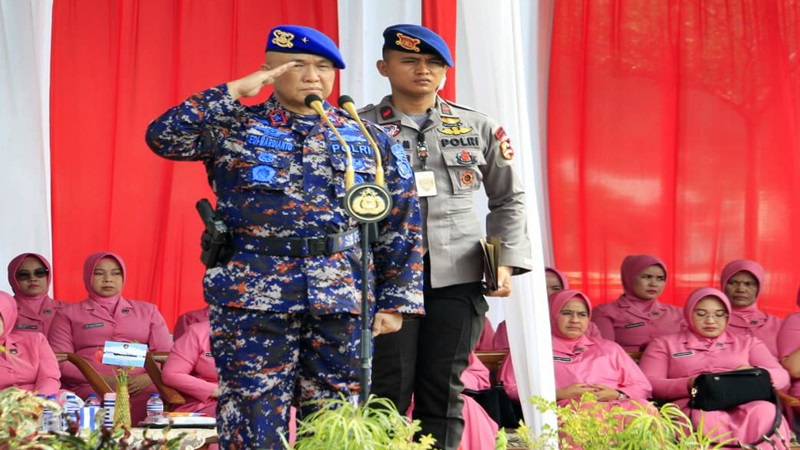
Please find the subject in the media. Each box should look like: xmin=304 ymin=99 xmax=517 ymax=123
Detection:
xmin=145 ymin=24 xmax=424 ymax=449
xmin=360 ymin=25 xmax=533 ymax=450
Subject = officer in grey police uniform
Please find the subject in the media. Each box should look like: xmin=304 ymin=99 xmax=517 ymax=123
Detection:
xmin=359 ymin=24 xmax=533 ymax=450
xmin=146 ymin=25 xmax=424 ymax=449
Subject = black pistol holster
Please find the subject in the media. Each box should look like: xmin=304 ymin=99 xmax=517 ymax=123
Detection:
xmin=196 ymin=198 xmax=233 ymax=268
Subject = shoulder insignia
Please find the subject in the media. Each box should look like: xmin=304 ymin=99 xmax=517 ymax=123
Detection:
xmin=495 ymin=126 xmax=514 ymax=160
xmin=380 ymin=106 xmax=395 ymax=120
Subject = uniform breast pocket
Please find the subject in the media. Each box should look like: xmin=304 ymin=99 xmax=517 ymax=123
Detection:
xmin=235 ymin=151 xmax=292 ymax=191
xmin=330 ymin=152 xmax=377 ymax=197
xmin=441 ymin=149 xmax=486 ymax=195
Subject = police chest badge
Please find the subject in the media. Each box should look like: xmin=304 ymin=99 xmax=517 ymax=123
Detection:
xmin=343 ymin=183 xmax=392 ymax=223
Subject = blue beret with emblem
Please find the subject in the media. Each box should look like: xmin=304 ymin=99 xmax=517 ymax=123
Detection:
xmin=382 ymin=24 xmax=453 ymax=67
xmin=266 ymin=24 xmax=346 ymax=69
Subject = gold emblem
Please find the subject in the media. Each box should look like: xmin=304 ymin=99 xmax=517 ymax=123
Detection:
xmin=351 ymin=188 xmax=387 ymax=216
xmin=418 ymin=177 xmax=435 ymax=192
xmin=395 ymin=33 xmax=421 ymax=52
xmin=439 ymin=116 xmax=472 ymax=135
xmin=272 ymin=30 xmax=295 ymax=48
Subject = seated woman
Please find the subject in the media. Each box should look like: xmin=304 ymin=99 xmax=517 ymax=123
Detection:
xmin=720 ymin=259 xmax=783 ymax=358
xmin=48 ymin=252 xmax=173 ymax=424
xmin=161 ymin=321 xmax=218 ymax=416
xmin=498 ymin=289 xmax=652 ymax=405
xmin=458 ymin=353 xmax=500 ymax=450
xmin=777 ymin=286 xmax=800 ymax=412
xmin=0 ymin=290 xmax=60 ymax=396
xmin=173 ymin=305 xmax=210 ymax=341
xmin=7 ymin=253 xmax=65 ymax=340
xmin=592 ymin=254 xmax=685 ymax=352
xmin=639 ymin=287 xmax=791 ymax=448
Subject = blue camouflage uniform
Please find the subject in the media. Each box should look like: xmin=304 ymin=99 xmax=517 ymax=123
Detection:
xmin=146 ymin=80 xmax=424 ymax=447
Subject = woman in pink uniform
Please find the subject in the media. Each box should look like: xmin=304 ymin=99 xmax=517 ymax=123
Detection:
xmin=161 ymin=321 xmax=217 ymax=416
xmin=778 ymin=286 xmax=800 ymax=412
xmin=592 ymin=254 xmax=685 ymax=352
xmin=0 ymin=290 xmax=60 ymax=396
xmin=639 ymin=287 xmax=791 ymax=448
xmin=48 ymin=252 xmax=173 ymax=424
xmin=459 ymin=353 xmax=500 ymax=450
xmin=720 ymin=259 xmax=783 ymax=358
xmin=172 ymin=306 xmax=210 ymax=341
xmin=7 ymin=253 xmax=65 ymax=340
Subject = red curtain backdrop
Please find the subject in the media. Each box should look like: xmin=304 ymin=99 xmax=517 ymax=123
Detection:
xmin=548 ymin=0 xmax=800 ymax=316
xmin=423 ymin=0 xmax=458 ymax=101
xmin=50 ymin=0 xmax=339 ymax=329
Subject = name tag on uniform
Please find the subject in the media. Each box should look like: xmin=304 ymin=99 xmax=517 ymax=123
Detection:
xmin=84 ymin=323 xmax=105 ymax=329
xmin=415 ymin=170 xmax=438 ymax=197
xmin=624 ymin=322 xmax=645 ymax=329
xmin=17 ymin=324 xmax=38 ymax=330
xmin=672 ymin=351 xmax=694 ymax=358
xmin=554 ymin=356 xmax=573 ymax=362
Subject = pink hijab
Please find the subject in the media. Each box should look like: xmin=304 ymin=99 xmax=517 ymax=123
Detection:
xmin=619 ymin=254 xmax=667 ymax=315
xmin=0 ymin=291 xmax=18 ymax=347
xmin=683 ymin=287 xmax=731 ymax=339
xmin=549 ymin=289 xmax=594 ymax=354
xmin=719 ymin=259 xmax=765 ymax=326
xmin=7 ymin=253 xmax=53 ymax=307
xmin=83 ymin=252 xmax=126 ymax=313
xmin=545 ymin=267 xmax=570 ymax=290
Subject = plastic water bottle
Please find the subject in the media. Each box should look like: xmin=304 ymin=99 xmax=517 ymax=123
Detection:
xmin=82 ymin=393 xmax=101 ymax=430
xmin=146 ymin=393 xmax=164 ymax=421
xmin=38 ymin=394 xmax=51 ymax=433
xmin=46 ymin=395 xmax=61 ymax=432
xmin=62 ymin=393 xmax=81 ymax=430
xmin=102 ymin=393 xmax=116 ymax=429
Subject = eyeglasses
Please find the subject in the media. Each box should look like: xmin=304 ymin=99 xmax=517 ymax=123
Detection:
xmin=692 ymin=310 xmax=729 ymax=320
xmin=15 ymin=268 xmax=49 ymax=281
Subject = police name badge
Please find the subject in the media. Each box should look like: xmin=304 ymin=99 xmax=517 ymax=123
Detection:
xmin=415 ymin=170 xmax=437 ymax=197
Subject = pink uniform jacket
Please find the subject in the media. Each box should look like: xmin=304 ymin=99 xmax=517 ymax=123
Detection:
xmin=162 ymin=321 xmax=218 ymax=416
xmin=474 ymin=317 xmax=495 ymax=351
xmin=460 ymin=353 xmax=498 ymax=450
xmin=778 ymin=311 xmax=800 ymax=397
xmin=639 ymin=287 xmax=791 ymax=448
xmin=47 ymin=252 xmax=173 ymax=424
xmin=7 ymin=253 xmax=65 ymax=340
xmin=172 ymin=306 xmax=210 ymax=341
xmin=0 ymin=291 xmax=60 ymax=396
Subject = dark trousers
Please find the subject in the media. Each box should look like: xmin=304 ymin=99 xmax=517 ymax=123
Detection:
xmin=372 ymin=264 xmax=487 ymax=450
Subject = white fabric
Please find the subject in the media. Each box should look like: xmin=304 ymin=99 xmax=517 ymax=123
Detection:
xmin=0 ymin=0 xmax=54 ymax=292
xmin=456 ymin=0 xmax=557 ymax=437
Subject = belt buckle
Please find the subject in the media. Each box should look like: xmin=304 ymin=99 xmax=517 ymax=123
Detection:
xmin=307 ymin=237 xmax=328 ymax=256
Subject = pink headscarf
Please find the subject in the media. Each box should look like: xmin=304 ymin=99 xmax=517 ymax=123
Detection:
xmin=683 ymin=287 xmax=731 ymax=338
xmin=719 ymin=259 xmax=765 ymax=326
xmin=7 ymin=253 xmax=53 ymax=306
xmin=0 ymin=291 xmax=18 ymax=347
xmin=83 ymin=252 xmax=126 ymax=313
xmin=545 ymin=267 xmax=570 ymax=290
xmin=549 ymin=289 xmax=594 ymax=353
xmin=619 ymin=254 xmax=667 ymax=315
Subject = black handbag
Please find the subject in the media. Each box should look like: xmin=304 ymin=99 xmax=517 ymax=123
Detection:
xmin=463 ymin=385 xmax=521 ymax=429
xmin=689 ymin=368 xmax=787 ymax=448
xmin=689 ymin=367 xmax=774 ymax=411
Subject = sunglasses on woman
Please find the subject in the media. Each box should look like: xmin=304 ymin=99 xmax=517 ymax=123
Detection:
xmin=16 ymin=268 xmax=49 ymax=281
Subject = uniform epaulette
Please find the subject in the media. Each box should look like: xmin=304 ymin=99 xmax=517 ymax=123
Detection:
xmin=357 ymin=103 xmax=376 ymax=113
xmin=439 ymin=98 xmax=488 ymax=117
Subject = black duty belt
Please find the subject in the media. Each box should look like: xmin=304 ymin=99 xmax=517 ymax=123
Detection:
xmin=232 ymin=229 xmax=360 ymax=257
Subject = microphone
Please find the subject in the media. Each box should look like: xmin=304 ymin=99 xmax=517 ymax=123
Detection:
xmin=304 ymin=94 xmax=355 ymax=190
xmin=338 ymin=95 xmax=385 ymax=187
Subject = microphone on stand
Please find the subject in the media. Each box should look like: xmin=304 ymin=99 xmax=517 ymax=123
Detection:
xmin=337 ymin=95 xmax=386 ymax=187
xmin=304 ymin=94 xmax=355 ymax=190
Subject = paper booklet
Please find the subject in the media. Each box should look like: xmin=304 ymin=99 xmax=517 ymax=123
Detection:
xmin=480 ymin=236 xmax=501 ymax=293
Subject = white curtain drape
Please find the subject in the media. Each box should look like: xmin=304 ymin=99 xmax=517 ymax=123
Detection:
xmin=0 ymin=0 xmax=53 ymax=292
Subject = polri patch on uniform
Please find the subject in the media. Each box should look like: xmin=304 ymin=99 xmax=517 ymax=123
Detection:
xmin=397 ymin=161 xmax=413 ymax=179
xmin=17 ymin=324 xmax=38 ymax=330
xmin=382 ymin=123 xmax=401 ymax=137
xmin=438 ymin=117 xmax=472 ymax=135
xmin=258 ymin=152 xmax=277 ymax=164
xmin=671 ymin=351 xmax=694 ymax=358
xmin=84 ymin=323 xmax=105 ymax=329
xmin=251 ymin=165 xmax=277 ymax=183
xmin=460 ymin=170 xmax=475 ymax=186
xmin=456 ymin=150 xmax=477 ymax=165
xmin=495 ymin=126 xmax=515 ymax=160
xmin=391 ymin=143 xmax=410 ymax=164
xmin=624 ymin=322 xmax=645 ymax=329
xmin=554 ymin=356 xmax=572 ymax=362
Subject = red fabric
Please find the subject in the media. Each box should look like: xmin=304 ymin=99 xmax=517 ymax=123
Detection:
xmin=50 ymin=0 xmax=339 ymax=329
xmin=547 ymin=0 xmax=800 ymax=317
xmin=422 ymin=0 xmax=458 ymax=101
